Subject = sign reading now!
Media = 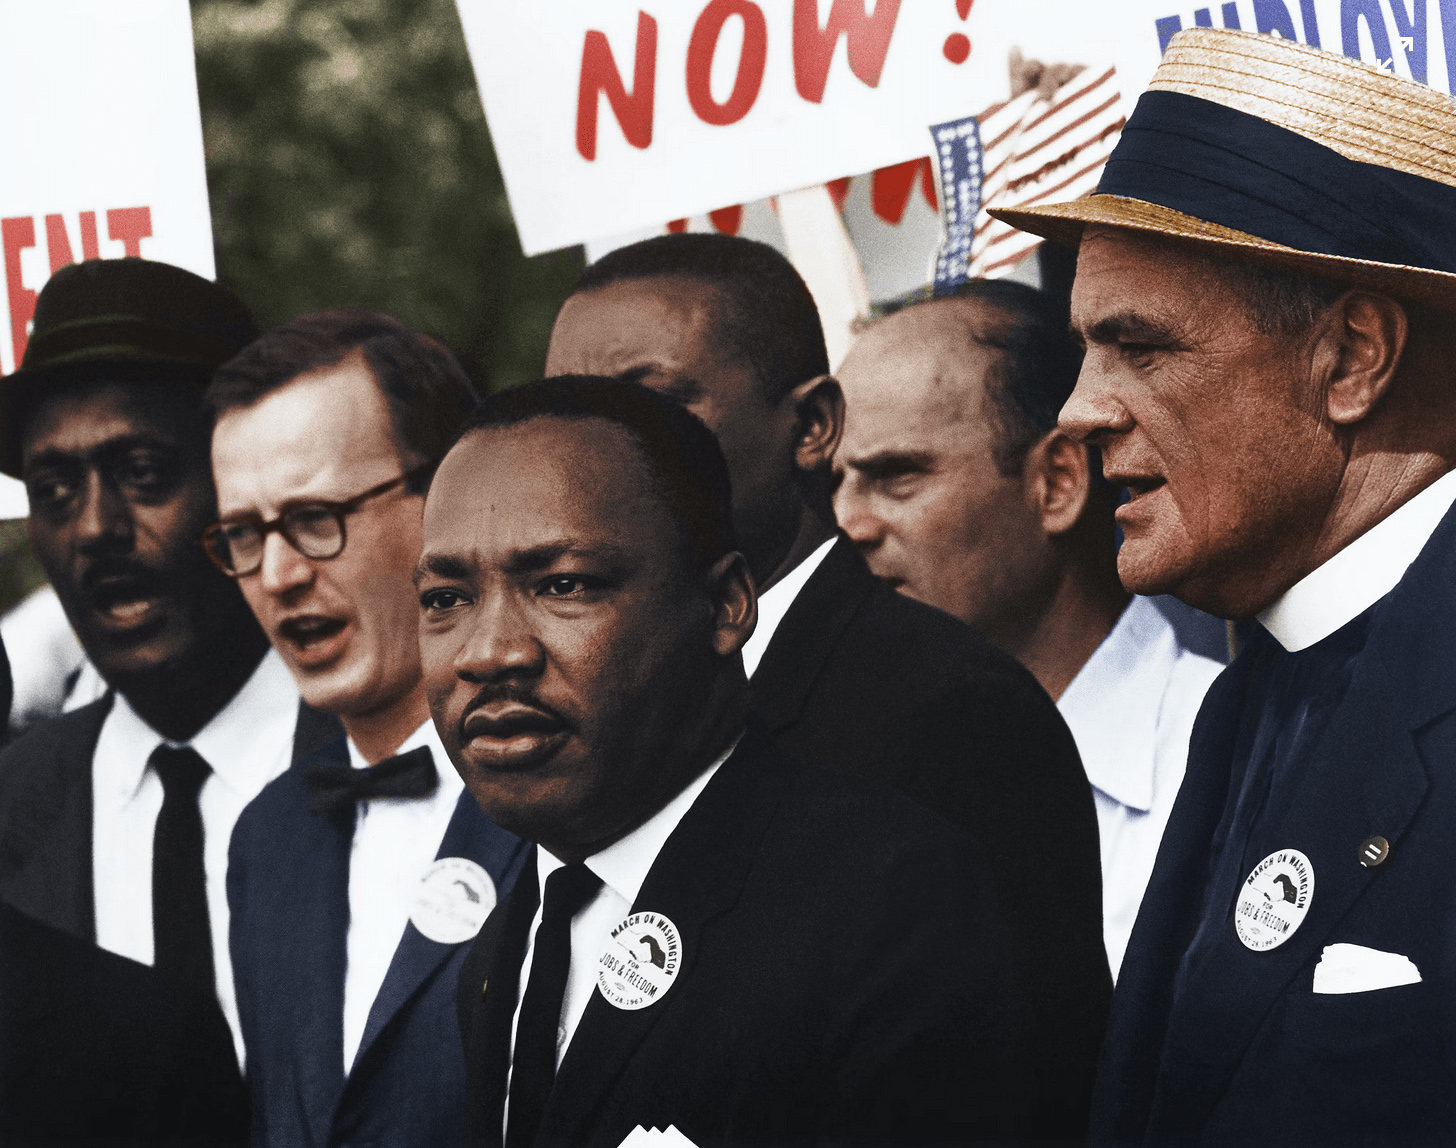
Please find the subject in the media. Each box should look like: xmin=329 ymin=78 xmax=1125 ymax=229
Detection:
xmin=456 ymin=0 xmax=1158 ymax=255
xmin=0 ymin=0 xmax=216 ymax=381
xmin=460 ymin=0 xmax=1456 ymax=256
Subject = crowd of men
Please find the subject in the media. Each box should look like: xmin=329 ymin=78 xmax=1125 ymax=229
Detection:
xmin=0 ymin=24 xmax=1454 ymax=1148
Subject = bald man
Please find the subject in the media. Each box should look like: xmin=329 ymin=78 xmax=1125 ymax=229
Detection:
xmin=835 ymin=279 xmax=1222 ymax=976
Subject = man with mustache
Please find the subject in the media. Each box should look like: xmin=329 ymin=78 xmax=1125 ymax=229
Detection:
xmin=421 ymin=376 xmax=1017 ymax=1146
xmin=208 ymin=309 xmax=528 ymax=1148
xmin=0 ymin=258 xmax=331 ymax=1144
xmin=544 ymin=233 xmax=1109 ymax=1138
xmin=995 ymin=27 xmax=1456 ymax=1143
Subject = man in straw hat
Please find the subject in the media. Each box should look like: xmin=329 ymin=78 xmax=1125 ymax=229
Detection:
xmin=993 ymin=26 xmax=1456 ymax=1145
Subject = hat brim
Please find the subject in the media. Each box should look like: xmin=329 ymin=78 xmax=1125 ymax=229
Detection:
xmin=991 ymin=194 xmax=1456 ymax=313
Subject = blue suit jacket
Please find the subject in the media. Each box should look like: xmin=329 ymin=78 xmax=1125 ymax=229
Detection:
xmin=229 ymin=734 xmax=529 ymax=1148
xmin=1091 ymin=501 xmax=1456 ymax=1146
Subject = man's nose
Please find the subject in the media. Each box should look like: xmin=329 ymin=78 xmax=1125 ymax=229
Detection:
xmin=833 ymin=479 xmax=885 ymax=551
xmin=1058 ymin=365 xmax=1135 ymax=445
xmin=256 ymin=530 xmax=315 ymax=597
xmin=455 ymin=590 xmax=546 ymax=682
xmin=74 ymin=470 xmax=134 ymax=550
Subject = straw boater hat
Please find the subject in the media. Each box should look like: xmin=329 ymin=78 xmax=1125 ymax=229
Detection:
xmin=991 ymin=27 xmax=1456 ymax=310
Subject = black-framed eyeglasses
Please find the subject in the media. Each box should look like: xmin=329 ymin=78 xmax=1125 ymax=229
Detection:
xmin=200 ymin=461 xmax=436 ymax=577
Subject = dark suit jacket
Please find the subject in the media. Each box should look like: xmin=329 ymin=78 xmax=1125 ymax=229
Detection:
xmin=460 ymin=725 xmax=1016 ymax=1148
xmin=0 ymin=691 xmax=338 ymax=1145
xmin=229 ymin=734 xmax=530 ymax=1148
xmin=1091 ymin=502 xmax=1456 ymax=1146
xmin=750 ymin=537 xmax=1109 ymax=1138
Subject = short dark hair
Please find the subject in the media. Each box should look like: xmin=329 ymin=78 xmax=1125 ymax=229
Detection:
xmin=466 ymin=376 xmax=737 ymax=572
xmin=574 ymin=234 xmax=829 ymax=403
xmin=207 ymin=309 xmax=478 ymax=491
xmin=926 ymin=279 xmax=1085 ymax=475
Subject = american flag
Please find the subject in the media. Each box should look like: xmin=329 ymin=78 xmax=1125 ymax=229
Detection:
xmin=969 ymin=65 xmax=1126 ymax=279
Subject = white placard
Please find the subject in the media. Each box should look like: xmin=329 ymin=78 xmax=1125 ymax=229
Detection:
xmin=0 ymin=0 xmax=216 ymax=517
xmin=460 ymin=0 xmax=1456 ymax=256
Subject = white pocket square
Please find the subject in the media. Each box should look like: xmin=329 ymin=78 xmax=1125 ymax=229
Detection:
xmin=618 ymin=1126 xmax=699 ymax=1148
xmin=1312 ymin=943 xmax=1422 ymax=994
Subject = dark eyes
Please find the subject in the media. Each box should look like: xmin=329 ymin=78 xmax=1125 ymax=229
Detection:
xmin=420 ymin=588 xmax=468 ymax=611
xmin=26 ymin=452 xmax=177 ymax=515
xmin=538 ymin=575 xmax=597 ymax=597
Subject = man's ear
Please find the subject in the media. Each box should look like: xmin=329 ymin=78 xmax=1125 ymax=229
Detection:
xmin=1317 ymin=291 xmax=1408 ymax=425
xmin=1024 ymin=429 xmax=1091 ymax=537
xmin=707 ymin=550 xmax=757 ymax=658
xmin=786 ymin=375 xmax=844 ymax=475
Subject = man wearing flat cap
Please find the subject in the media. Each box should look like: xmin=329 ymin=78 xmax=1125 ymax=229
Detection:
xmin=993 ymin=27 xmax=1456 ymax=1145
xmin=0 ymin=258 xmax=335 ymax=1144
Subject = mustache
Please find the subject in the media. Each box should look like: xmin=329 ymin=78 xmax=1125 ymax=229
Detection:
xmin=77 ymin=556 xmax=166 ymax=605
xmin=458 ymin=681 xmax=571 ymax=730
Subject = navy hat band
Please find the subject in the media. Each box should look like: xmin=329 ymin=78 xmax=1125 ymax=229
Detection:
xmin=1099 ymin=90 xmax=1456 ymax=275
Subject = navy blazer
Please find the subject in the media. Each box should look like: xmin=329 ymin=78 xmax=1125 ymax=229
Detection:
xmin=1091 ymin=500 xmax=1456 ymax=1146
xmin=229 ymin=733 xmax=529 ymax=1148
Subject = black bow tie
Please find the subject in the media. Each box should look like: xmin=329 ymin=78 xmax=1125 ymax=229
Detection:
xmin=305 ymin=745 xmax=439 ymax=816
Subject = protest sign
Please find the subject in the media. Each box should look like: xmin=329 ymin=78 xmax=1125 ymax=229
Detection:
xmin=0 ymin=0 xmax=214 ymax=515
xmin=463 ymin=0 xmax=1456 ymax=256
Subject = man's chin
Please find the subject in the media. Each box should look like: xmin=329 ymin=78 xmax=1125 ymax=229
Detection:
xmin=1115 ymin=536 xmax=1188 ymax=599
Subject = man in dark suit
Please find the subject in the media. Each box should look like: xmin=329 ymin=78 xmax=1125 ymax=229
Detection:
xmin=208 ymin=310 xmax=528 ymax=1147
xmin=544 ymin=233 xmax=1108 ymax=1138
xmin=994 ymin=26 xmax=1456 ymax=1144
xmin=421 ymin=377 xmax=1017 ymax=1146
xmin=0 ymin=258 xmax=330 ymax=1144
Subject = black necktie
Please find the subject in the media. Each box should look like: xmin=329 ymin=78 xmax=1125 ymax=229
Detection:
xmin=150 ymin=745 xmax=214 ymax=999
xmin=304 ymin=744 xmax=438 ymax=816
xmin=506 ymin=862 xmax=603 ymax=1148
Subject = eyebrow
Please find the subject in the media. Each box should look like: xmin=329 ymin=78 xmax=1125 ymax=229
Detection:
xmin=1078 ymin=311 xmax=1183 ymax=347
xmin=843 ymin=448 xmax=935 ymax=473
xmin=23 ymin=435 xmax=183 ymax=475
xmin=613 ymin=365 xmax=704 ymax=405
xmin=413 ymin=541 xmax=633 ymax=584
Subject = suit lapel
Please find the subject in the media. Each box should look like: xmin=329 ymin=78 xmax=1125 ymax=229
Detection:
xmin=276 ymin=736 xmax=354 ymax=1148
xmin=540 ymin=728 xmax=792 ymax=1143
xmin=749 ymin=538 xmax=874 ymax=732
xmin=351 ymin=789 xmax=528 ymax=1069
xmin=1147 ymin=507 xmax=1456 ymax=1138
xmin=0 ymin=696 xmax=111 ymax=940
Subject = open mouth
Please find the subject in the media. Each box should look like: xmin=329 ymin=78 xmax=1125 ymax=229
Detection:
xmin=1116 ymin=474 xmax=1167 ymax=503
xmin=84 ymin=573 xmax=166 ymax=630
xmin=276 ymin=614 xmax=350 ymax=666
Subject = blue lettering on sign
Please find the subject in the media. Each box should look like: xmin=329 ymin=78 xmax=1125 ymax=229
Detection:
xmin=1223 ymin=3 xmax=1244 ymax=27
xmin=929 ymin=114 xmax=983 ymax=296
xmin=1344 ymin=0 xmax=1397 ymax=71
xmin=1253 ymin=0 xmax=1298 ymax=38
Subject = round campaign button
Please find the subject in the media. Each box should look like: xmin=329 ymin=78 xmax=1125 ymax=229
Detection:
xmin=597 ymin=911 xmax=682 ymax=1011
xmin=1235 ymin=849 xmax=1314 ymax=952
xmin=410 ymin=857 xmax=496 ymax=945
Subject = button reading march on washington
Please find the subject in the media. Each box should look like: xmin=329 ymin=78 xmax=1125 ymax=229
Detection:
xmin=598 ymin=911 xmax=681 ymax=1011
xmin=1235 ymin=849 xmax=1314 ymax=952
xmin=1358 ymin=836 xmax=1391 ymax=869
xmin=410 ymin=857 xmax=496 ymax=945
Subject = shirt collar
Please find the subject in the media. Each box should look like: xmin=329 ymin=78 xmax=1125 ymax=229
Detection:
xmin=1258 ymin=467 xmax=1456 ymax=652
xmin=1056 ymin=597 xmax=1178 ymax=812
xmin=740 ymin=536 xmax=838 ymax=678
xmin=538 ymin=734 xmax=740 ymax=907
xmin=100 ymin=647 xmax=300 ymax=802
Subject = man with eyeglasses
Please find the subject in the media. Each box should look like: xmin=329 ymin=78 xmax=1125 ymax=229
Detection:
xmin=0 ymin=258 xmax=337 ymax=1145
xmin=207 ymin=308 xmax=528 ymax=1148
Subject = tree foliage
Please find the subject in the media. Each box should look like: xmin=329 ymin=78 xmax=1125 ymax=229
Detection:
xmin=191 ymin=0 xmax=583 ymax=391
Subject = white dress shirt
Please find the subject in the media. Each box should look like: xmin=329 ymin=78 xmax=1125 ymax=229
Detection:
xmin=1258 ymin=467 xmax=1456 ymax=651
xmin=740 ymin=536 xmax=836 ymax=678
xmin=91 ymin=647 xmax=299 ymax=1067
xmin=1056 ymin=597 xmax=1223 ymax=979
xmin=503 ymin=740 xmax=736 ymax=1131
xmin=341 ymin=717 xmax=465 ymax=1072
